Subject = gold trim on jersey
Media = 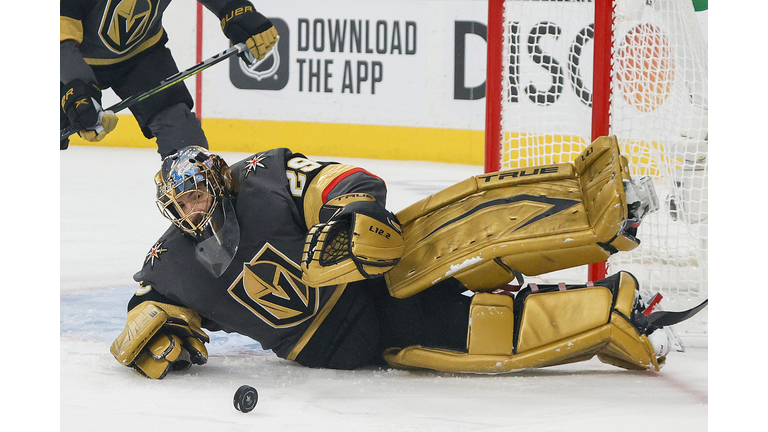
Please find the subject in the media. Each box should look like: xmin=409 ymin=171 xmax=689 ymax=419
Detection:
xmin=60 ymin=16 xmax=84 ymax=43
xmin=83 ymin=29 xmax=165 ymax=66
xmin=303 ymin=164 xmax=360 ymax=228
xmin=285 ymin=283 xmax=347 ymax=361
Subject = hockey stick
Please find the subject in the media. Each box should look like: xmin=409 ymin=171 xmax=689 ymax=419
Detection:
xmin=60 ymin=43 xmax=252 ymax=142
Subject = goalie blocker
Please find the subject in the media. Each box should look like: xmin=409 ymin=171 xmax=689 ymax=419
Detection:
xmin=110 ymin=300 xmax=210 ymax=379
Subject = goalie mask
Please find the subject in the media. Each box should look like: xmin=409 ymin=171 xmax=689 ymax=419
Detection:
xmin=155 ymin=146 xmax=240 ymax=277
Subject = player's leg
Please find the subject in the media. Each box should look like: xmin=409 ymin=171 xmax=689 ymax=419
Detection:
xmin=371 ymin=277 xmax=471 ymax=354
xmin=145 ymin=102 xmax=209 ymax=158
xmin=386 ymin=136 xmax=657 ymax=298
xmin=106 ymin=45 xmax=208 ymax=158
xmin=289 ymin=281 xmax=384 ymax=370
xmin=288 ymin=278 xmax=471 ymax=370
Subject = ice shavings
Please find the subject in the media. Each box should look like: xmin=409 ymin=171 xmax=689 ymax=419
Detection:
xmin=444 ymin=256 xmax=484 ymax=277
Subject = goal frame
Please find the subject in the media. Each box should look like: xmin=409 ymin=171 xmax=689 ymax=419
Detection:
xmin=485 ymin=0 xmax=714 ymax=285
xmin=484 ymin=0 xmax=614 ymax=282
xmin=483 ymin=0 xmax=708 ymax=343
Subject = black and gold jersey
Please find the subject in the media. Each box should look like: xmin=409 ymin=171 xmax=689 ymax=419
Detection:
xmin=60 ymin=0 xmax=233 ymax=66
xmin=131 ymin=148 xmax=388 ymax=360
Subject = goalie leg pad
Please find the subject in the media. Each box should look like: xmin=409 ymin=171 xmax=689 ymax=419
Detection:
xmin=515 ymin=285 xmax=613 ymax=354
xmin=385 ymin=136 xmax=650 ymax=299
xmin=382 ymin=271 xmax=659 ymax=373
xmin=467 ymin=293 xmax=515 ymax=356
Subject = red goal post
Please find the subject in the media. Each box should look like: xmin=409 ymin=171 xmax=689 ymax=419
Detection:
xmin=484 ymin=0 xmax=708 ymax=338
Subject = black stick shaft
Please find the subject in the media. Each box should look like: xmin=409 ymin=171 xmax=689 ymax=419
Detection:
xmin=60 ymin=43 xmax=248 ymax=141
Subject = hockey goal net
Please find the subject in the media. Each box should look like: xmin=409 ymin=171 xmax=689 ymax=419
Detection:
xmin=485 ymin=0 xmax=708 ymax=341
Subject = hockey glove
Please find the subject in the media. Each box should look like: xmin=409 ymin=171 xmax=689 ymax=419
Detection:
xmin=302 ymin=194 xmax=404 ymax=286
xmin=61 ymin=79 xmax=118 ymax=142
xmin=218 ymin=0 xmax=278 ymax=61
xmin=110 ymin=301 xmax=209 ymax=379
xmin=60 ymin=102 xmax=71 ymax=150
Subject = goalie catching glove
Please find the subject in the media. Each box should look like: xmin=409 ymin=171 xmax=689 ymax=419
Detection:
xmin=110 ymin=301 xmax=209 ymax=379
xmin=218 ymin=0 xmax=278 ymax=61
xmin=302 ymin=194 xmax=404 ymax=286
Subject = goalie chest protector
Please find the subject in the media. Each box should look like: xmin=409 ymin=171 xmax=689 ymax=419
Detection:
xmin=133 ymin=148 xmax=345 ymax=360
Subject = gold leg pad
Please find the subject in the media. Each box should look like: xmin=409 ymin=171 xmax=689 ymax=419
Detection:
xmin=467 ymin=293 xmax=515 ymax=356
xmin=383 ymin=319 xmax=658 ymax=374
xmin=382 ymin=273 xmax=660 ymax=374
xmin=386 ymin=135 xmax=638 ymax=299
xmin=383 ymin=325 xmax=612 ymax=374
xmin=597 ymin=313 xmax=659 ymax=371
xmin=516 ymin=287 xmax=613 ymax=353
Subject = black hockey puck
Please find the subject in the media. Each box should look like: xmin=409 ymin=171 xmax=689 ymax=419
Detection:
xmin=234 ymin=385 xmax=258 ymax=413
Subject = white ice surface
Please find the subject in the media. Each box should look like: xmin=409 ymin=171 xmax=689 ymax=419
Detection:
xmin=58 ymin=146 xmax=711 ymax=431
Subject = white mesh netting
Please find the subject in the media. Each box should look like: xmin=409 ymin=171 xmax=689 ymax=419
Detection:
xmin=494 ymin=0 xmax=707 ymax=338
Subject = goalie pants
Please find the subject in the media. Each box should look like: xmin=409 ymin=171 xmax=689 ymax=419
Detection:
xmin=89 ymin=44 xmax=208 ymax=157
xmin=293 ymin=278 xmax=472 ymax=370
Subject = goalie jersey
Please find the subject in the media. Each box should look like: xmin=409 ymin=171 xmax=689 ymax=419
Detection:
xmin=130 ymin=148 xmax=388 ymax=361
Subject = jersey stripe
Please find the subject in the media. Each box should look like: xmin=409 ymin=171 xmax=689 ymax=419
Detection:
xmin=321 ymin=168 xmax=381 ymax=202
xmin=286 ymin=283 xmax=348 ymax=361
xmin=83 ymin=29 xmax=165 ymax=65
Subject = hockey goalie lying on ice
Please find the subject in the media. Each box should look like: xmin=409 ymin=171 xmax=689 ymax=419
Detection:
xmin=110 ymin=136 xmax=707 ymax=379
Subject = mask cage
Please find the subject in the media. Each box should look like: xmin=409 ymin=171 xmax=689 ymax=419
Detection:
xmin=157 ymin=176 xmax=219 ymax=236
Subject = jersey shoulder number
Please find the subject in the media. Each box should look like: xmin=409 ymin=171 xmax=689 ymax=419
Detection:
xmin=285 ymin=156 xmax=325 ymax=198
